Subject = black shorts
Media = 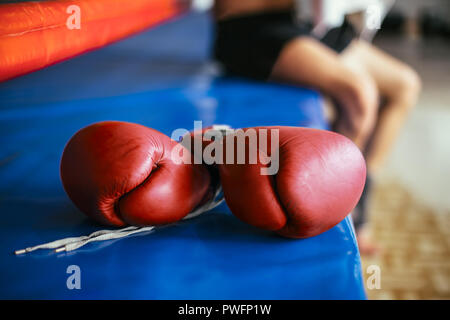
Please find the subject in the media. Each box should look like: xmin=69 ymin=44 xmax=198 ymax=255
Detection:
xmin=213 ymin=10 xmax=357 ymax=80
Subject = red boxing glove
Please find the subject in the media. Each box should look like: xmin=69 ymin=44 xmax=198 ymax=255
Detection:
xmin=60 ymin=121 xmax=213 ymax=227
xmin=190 ymin=126 xmax=366 ymax=238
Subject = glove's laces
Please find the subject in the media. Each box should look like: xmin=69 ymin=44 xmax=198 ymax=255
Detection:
xmin=15 ymin=187 xmax=224 ymax=255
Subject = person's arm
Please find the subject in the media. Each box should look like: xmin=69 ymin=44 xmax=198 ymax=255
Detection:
xmin=312 ymin=0 xmax=323 ymax=26
xmin=310 ymin=0 xmax=329 ymax=38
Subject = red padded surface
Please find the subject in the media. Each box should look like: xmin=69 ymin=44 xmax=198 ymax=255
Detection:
xmin=0 ymin=0 xmax=188 ymax=82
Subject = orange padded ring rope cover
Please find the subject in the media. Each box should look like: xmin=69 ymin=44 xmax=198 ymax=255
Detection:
xmin=0 ymin=0 xmax=189 ymax=82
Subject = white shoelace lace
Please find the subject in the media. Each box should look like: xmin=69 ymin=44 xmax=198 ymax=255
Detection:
xmin=15 ymin=187 xmax=224 ymax=255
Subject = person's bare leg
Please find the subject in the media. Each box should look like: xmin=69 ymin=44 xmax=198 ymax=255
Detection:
xmin=338 ymin=40 xmax=421 ymax=255
xmin=339 ymin=40 xmax=422 ymax=173
xmin=269 ymin=37 xmax=379 ymax=149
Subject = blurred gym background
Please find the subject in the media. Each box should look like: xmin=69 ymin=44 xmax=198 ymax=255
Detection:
xmin=358 ymin=0 xmax=450 ymax=300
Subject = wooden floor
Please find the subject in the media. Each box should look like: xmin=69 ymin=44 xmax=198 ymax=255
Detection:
xmin=361 ymin=182 xmax=450 ymax=300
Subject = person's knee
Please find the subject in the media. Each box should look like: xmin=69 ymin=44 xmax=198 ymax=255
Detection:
xmin=342 ymin=72 xmax=379 ymax=144
xmin=392 ymin=65 xmax=422 ymax=109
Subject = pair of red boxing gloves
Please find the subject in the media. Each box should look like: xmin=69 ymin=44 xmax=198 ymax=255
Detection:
xmin=60 ymin=121 xmax=366 ymax=238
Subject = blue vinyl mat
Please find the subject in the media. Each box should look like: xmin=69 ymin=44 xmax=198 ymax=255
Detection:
xmin=0 ymin=11 xmax=366 ymax=299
